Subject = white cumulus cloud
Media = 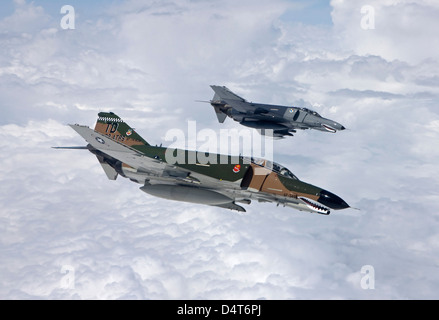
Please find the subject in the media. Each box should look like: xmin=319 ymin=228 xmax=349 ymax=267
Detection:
xmin=1 ymin=0 xmax=439 ymax=300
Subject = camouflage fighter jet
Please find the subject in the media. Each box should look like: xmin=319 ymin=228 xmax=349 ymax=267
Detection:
xmin=207 ymin=85 xmax=345 ymax=138
xmin=54 ymin=112 xmax=350 ymax=214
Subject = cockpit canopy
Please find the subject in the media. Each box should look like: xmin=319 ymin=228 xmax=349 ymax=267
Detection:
xmin=301 ymin=108 xmax=321 ymax=117
xmin=273 ymin=162 xmax=298 ymax=180
xmin=245 ymin=157 xmax=299 ymax=180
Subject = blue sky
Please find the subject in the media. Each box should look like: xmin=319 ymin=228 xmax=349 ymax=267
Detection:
xmin=280 ymin=0 xmax=333 ymax=25
xmin=0 ymin=0 xmax=124 ymax=20
xmin=0 ymin=0 xmax=334 ymax=25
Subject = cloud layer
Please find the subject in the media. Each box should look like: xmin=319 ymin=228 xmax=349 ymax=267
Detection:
xmin=1 ymin=0 xmax=439 ymax=299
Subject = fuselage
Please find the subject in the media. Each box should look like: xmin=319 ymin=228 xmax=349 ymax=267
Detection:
xmin=209 ymin=85 xmax=346 ymax=137
xmin=89 ymin=139 xmax=349 ymax=214
xmin=224 ymin=102 xmax=345 ymax=133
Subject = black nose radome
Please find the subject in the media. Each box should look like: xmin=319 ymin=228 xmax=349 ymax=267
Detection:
xmin=318 ymin=190 xmax=349 ymax=210
xmin=340 ymin=126 xmax=346 ymax=130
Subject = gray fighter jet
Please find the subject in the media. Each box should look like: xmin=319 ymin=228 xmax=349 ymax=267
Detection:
xmin=208 ymin=85 xmax=345 ymax=138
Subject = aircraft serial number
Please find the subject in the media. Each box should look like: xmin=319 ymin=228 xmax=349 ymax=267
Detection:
xmin=104 ymin=133 xmax=126 ymax=142
xmin=104 ymin=122 xmax=126 ymax=142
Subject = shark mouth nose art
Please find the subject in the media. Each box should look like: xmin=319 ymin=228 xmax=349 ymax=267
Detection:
xmin=299 ymin=197 xmax=330 ymax=215
xmin=322 ymin=124 xmax=337 ymax=133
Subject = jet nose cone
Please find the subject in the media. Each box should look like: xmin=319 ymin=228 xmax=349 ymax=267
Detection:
xmin=318 ymin=190 xmax=350 ymax=210
xmin=320 ymin=119 xmax=346 ymax=132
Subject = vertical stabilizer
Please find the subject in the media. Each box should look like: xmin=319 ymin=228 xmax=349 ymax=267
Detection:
xmin=94 ymin=112 xmax=150 ymax=147
xmin=210 ymin=85 xmax=246 ymax=102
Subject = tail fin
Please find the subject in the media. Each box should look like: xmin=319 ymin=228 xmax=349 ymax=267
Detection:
xmin=210 ymin=85 xmax=246 ymax=102
xmin=210 ymin=86 xmax=239 ymax=124
xmin=94 ymin=112 xmax=150 ymax=147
